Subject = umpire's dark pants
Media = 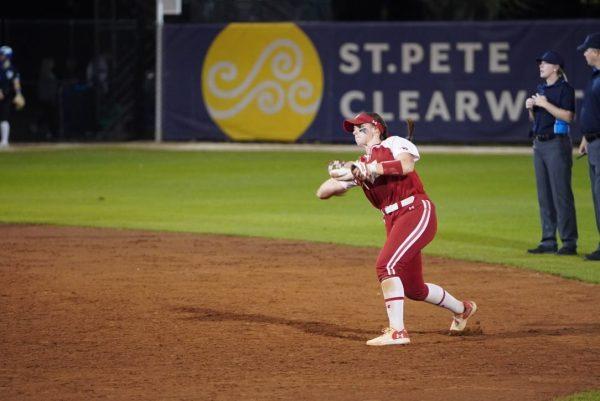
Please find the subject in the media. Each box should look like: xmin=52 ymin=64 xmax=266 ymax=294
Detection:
xmin=586 ymin=138 xmax=600 ymax=250
xmin=533 ymin=135 xmax=578 ymax=249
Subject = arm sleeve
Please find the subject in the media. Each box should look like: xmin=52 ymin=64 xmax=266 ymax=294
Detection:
xmin=382 ymin=136 xmax=420 ymax=161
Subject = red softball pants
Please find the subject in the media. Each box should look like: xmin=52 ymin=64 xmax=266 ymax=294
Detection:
xmin=375 ymin=195 xmax=437 ymax=301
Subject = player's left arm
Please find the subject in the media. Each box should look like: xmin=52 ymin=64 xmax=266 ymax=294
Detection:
xmin=13 ymin=75 xmax=22 ymax=94
xmin=537 ymin=101 xmax=574 ymax=122
xmin=375 ymin=153 xmax=415 ymax=175
xmin=532 ymin=92 xmax=574 ymax=123
xmin=316 ymin=178 xmax=354 ymax=199
xmin=355 ymin=154 xmax=415 ymax=181
xmin=353 ymin=138 xmax=418 ymax=181
xmin=12 ymin=76 xmax=25 ymax=110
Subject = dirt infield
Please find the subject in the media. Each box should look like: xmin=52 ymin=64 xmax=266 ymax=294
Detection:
xmin=1 ymin=225 xmax=598 ymax=401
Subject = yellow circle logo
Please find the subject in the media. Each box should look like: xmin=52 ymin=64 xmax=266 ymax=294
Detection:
xmin=202 ymin=23 xmax=323 ymax=142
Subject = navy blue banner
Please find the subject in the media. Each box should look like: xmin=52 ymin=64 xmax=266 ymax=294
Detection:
xmin=163 ymin=20 xmax=600 ymax=144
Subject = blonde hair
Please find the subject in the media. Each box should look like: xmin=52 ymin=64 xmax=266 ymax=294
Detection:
xmin=558 ymin=66 xmax=568 ymax=82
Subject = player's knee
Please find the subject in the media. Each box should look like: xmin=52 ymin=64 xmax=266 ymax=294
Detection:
xmin=376 ymin=265 xmax=398 ymax=282
xmin=404 ymin=286 xmax=428 ymax=301
xmin=375 ymin=260 xmax=407 ymax=281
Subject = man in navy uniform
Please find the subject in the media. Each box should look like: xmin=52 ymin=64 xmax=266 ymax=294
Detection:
xmin=577 ymin=33 xmax=600 ymax=261
xmin=0 ymin=45 xmax=26 ymax=147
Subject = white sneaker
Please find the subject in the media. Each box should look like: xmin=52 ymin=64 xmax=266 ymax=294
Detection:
xmin=450 ymin=300 xmax=477 ymax=332
xmin=366 ymin=327 xmax=410 ymax=346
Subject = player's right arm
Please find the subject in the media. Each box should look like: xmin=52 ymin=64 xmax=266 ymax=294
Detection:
xmin=353 ymin=136 xmax=418 ymax=181
xmin=316 ymin=178 xmax=354 ymax=199
xmin=12 ymin=75 xmax=22 ymax=93
xmin=525 ymin=96 xmax=535 ymax=121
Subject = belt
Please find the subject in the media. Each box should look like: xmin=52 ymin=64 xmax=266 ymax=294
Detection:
xmin=382 ymin=196 xmax=415 ymax=215
xmin=585 ymin=132 xmax=600 ymax=143
xmin=534 ymin=133 xmax=557 ymax=142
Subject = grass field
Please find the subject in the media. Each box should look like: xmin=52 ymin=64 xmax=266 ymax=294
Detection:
xmin=556 ymin=391 xmax=600 ymax=401
xmin=0 ymin=146 xmax=599 ymax=285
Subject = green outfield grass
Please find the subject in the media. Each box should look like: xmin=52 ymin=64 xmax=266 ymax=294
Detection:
xmin=555 ymin=390 xmax=600 ymax=401
xmin=1 ymin=147 xmax=599 ymax=284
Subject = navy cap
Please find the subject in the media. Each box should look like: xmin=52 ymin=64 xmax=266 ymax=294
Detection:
xmin=536 ymin=50 xmax=564 ymax=69
xmin=577 ymin=32 xmax=600 ymax=52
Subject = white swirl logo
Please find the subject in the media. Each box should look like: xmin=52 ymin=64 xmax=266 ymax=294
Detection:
xmin=206 ymin=39 xmax=319 ymax=119
xmin=201 ymin=23 xmax=323 ymax=142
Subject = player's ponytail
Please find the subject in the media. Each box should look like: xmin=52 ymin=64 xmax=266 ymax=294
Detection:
xmin=558 ymin=66 xmax=568 ymax=82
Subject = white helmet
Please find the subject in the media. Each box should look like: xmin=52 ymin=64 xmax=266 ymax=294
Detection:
xmin=0 ymin=46 xmax=13 ymax=58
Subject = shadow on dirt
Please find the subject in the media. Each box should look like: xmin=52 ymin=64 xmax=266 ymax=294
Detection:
xmin=172 ymin=306 xmax=496 ymax=341
xmin=174 ymin=306 xmax=376 ymax=341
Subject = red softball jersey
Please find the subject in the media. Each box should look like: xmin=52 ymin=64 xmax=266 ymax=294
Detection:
xmin=357 ymin=135 xmax=428 ymax=209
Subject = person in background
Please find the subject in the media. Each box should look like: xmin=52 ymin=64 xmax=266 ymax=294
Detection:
xmin=576 ymin=33 xmax=600 ymax=261
xmin=0 ymin=45 xmax=25 ymax=147
xmin=525 ymin=50 xmax=578 ymax=256
xmin=37 ymin=58 xmax=59 ymax=139
xmin=86 ymin=53 xmax=109 ymax=94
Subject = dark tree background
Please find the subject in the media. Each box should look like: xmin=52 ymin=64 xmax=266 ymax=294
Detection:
xmin=1 ymin=0 xmax=599 ymax=22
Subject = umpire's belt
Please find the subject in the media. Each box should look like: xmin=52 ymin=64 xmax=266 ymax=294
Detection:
xmin=585 ymin=132 xmax=600 ymax=143
xmin=382 ymin=196 xmax=415 ymax=215
xmin=534 ymin=133 xmax=557 ymax=142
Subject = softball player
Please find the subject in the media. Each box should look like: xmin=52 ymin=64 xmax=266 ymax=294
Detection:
xmin=0 ymin=45 xmax=25 ymax=147
xmin=317 ymin=112 xmax=477 ymax=346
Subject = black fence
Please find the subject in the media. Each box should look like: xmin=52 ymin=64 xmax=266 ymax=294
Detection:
xmin=1 ymin=0 xmax=596 ymax=143
xmin=1 ymin=19 xmax=155 ymax=142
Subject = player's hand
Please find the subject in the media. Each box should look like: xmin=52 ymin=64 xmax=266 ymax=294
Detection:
xmin=351 ymin=161 xmax=367 ymax=183
xmin=578 ymin=137 xmax=588 ymax=157
xmin=328 ymin=160 xmax=354 ymax=181
xmin=351 ymin=160 xmax=378 ymax=183
xmin=532 ymin=94 xmax=548 ymax=108
xmin=13 ymin=93 xmax=25 ymax=110
xmin=0 ymin=90 xmax=4 ymax=101
xmin=525 ymin=97 xmax=535 ymax=109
